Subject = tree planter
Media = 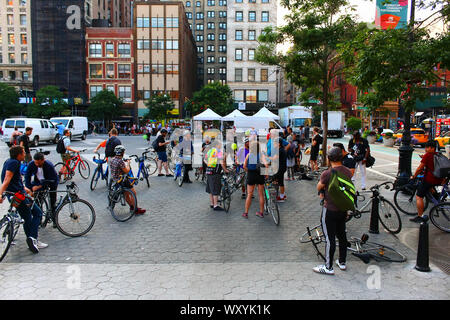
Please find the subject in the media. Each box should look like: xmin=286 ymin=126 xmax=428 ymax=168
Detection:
xmin=445 ymin=144 xmax=450 ymax=159
xmin=383 ymin=137 xmax=395 ymax=147
xmin=367 ymin=135 xmax=376 ymax=144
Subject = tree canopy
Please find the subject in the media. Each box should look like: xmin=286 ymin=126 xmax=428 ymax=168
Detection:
xmin=88 ymin=89 xmax=127 ymax=126
xmin=186 ymin=82 xmax=234 ymax=116
xmin=0 ymin=83 xmax=21 ymax=118
xmin=27 ymin=85 xmax=70 ymax=118
xmin=144 ymin=93 xmax=175 ymax=121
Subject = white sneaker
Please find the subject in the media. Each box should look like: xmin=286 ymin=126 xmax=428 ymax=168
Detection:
xmin=36 ymin=240 xmax=48 ymax=249
xmin=313 ymin=265 xmax=335 ymax=275
xmin=335 ymin=259 xmax=347 ymax=271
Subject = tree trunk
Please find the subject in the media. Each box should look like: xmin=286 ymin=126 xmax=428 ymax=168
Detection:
xmin=322 ymin=82 xmax=329 ymax=166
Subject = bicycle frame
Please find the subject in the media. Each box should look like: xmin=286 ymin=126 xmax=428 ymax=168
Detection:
xmin=93 ymin=157 xmax=109 ymax=181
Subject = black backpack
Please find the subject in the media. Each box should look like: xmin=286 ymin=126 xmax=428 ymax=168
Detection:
xmin=152 ymin=138 xmax=159 ymax=151
xmin=56 ymin=137 xmax=67 ymax=154
xmin=105 ymin=136 xmax=120 ymax=157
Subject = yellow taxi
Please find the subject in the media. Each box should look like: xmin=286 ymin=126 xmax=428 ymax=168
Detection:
xmin=435 ymin=131 xmax=450 ymax=149
xmin=393 ymin=128 xmax=429 ymax=146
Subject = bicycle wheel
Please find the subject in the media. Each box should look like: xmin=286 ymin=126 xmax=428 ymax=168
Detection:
xmin=394 ymin=185 xmax=429 ymax=216
xmin=378 ymin=198 xmax=402 ymax=234
xmin=90 ymin=167 xmax=100 ymax=191
xmin=36 ymin=196 xmax=50 ymax=228
xmin=54 ymin=162 xmax=72 ymax=184
xmin=178 ymin=167 xmax=184 ymax=187
xmin=78 ymin=160 xmax=91 ymax=179
xmin=429 ymin=202 xmax=450 ymax=233
xmin=168 ymin=159 xmax=175 ymax=174
xmin=269 ymin=192 xmax=280 ymax=226
xmin=55 ymin=199 xmax=96 ymax=237
xmin=0 ymin=217 xmax=13 ymax=262
xmin=306 ymin=226 xmax=326 ymax=261
xmin=195 ymin=168 xmax=200 ymax=180
xmin=300 ymin=225 xmax=324 ymax=243
xmin=221 ymin=186 xmax=231 ymax=213
xmin=145 ymin=158 xmax=158 ymax=176
xmin=362 ymin=241 xmax=407 ymax=263
xmin=109 ymin=188 xmax=136 ymax=222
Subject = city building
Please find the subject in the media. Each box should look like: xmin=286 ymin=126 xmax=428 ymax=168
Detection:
xmin=0 ymin=0 xmax=32 ymax=95
xmin=277 ymin=69 xmax=301 ymax=105
xmin=86 ymin=27 xmax=136 ymax=119
xmin=134 ymin=1 xmax=197 ymax=119
xmin=226 ymin=0 xmax=278 ymax=112
xmin=180 ymin=0 xmax=228 ymax=87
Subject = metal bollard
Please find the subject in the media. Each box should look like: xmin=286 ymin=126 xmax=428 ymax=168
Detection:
xmin=369 ymin=195 xmax=379 ymax=234
xmin=415 ymin=215 xmax=431 ymax=272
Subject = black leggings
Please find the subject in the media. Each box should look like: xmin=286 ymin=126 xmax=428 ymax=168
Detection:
xmin=321 ymin=207 xmax=348 ymax=270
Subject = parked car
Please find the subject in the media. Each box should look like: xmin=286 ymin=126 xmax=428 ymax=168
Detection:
xmin=50 ymin=116 xmax=88 ymax=140
xmin=435 ymin=131 xmax=450 ymax=149
xmin=393 ymin=128 xmax=429 ymax=146
xmin=1 ymin=118 xmax=58 ymax=147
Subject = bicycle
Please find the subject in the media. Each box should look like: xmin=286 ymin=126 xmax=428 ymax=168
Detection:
xmin=107 ymin=175 xmax=138 ymax=222
xmin=173 ymin=155 xmax=185 ymax=187
xmin=143 ymin=148 xmax=158 ymax=176
xmin=301 ymin=223 xmax=406 ymax=264
xmin=128 ymin=149 xmax=152 ymax=188
xmin=218 ymin=166 xmax=246 ymax=210
xmin=263 ymin=176 xmax=280 ymax=226
xmin=34 ymin=181 xmax=96 ymax=237
xmin=394 ymin=177 xmax=450 ymax=232
xmin=54 ymin=149 xmax=90 ymax=184
xmin=90 ymin=152 xmax=109 ymax=191
xmin=0 ymin=192 xmax=25 ymax=262
xmin=194 ymin=166 xmax=206 ymax=184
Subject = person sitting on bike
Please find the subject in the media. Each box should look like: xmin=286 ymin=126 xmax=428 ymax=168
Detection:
xmin=110 ymin=145 xmax=146 ymax=215
xmin=236 ymin=137 xmax=250 ymax=199
xmin=314 ymin=147 xmax=353 ymax=275
xmin=266 ymin=138 xmax=288 ymax=202
xmin=0 ymin=146 xmax=47 ymax=253
xmin=410 ymin=141 xmax=445 ymax=223
xmin=24 ymin=152 xmax=59 ymax=228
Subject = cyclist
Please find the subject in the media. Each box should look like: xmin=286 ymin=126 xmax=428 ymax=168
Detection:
xmin=24 ymin=152 xmax=59 ymax=228
xmin=0 ymin=146 xmax=47 ymax=253
xmin=58 ymin=129 xmax=80 ymax=176
xmin=314 ymin=147 xmax=352 ymax=275
xmin=110 ymin=145 xmax=146 ymax=215
xmin=266 ymin=138 xmax=288 ymax=202
xmin=205 ymin=140 xmax=229 ymax=211
xmin=410 ymin=141 xmax=444 ymax=223
xmin=154 ymin=129 xmax=172 ymax=177
xmin=236 ymin=137 xmax=250 ymax=199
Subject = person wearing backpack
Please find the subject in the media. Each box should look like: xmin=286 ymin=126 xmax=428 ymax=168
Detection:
xmin=314 ymin=147 xmax=355 ymax=275
xmin=105 ymin=128 xmax=121 ymax=159
xmin=410 ymin=141 xmax=446 ymax=223
xmin=348 ymin=131 xmax=370 ymax=190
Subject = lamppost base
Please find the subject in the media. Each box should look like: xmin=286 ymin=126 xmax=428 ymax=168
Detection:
xmin=396 ymin=144 xmax=414 ymax=188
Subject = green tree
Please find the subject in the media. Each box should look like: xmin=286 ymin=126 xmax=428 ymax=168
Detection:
xmin=346 ymin=117 xmax=362 ymax=132
xmin=88 ymin=89 xmax=127 ymax=128
xmin=256 ymin=0 xmax=364 ymax=162
xmin=0 ymin=83 xmax=21 ymax=118
xmin=187 ymin=82 xmax=234 ymax=116
xmin=28 ymin=85 xmax=70 ymax=118
xmin=144 ymin=93 xmax=175 ymax=121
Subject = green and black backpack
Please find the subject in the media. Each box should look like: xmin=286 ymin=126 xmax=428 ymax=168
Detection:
xmin=327 ymin=169 xmax=356 ymax=212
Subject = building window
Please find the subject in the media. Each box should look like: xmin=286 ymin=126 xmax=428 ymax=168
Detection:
xmin=219 ymin=0 xmax=227 ymax=5
xmin=20 ymin=15 xmax=27 ymax=26
xmin=207 ymin=33 xmax=215 ymax=41
xmin=219 ymin=33 xmax=226 ymax=41
xmin=219 ymin=22 xmax=226 ymax=29
xmin=235 ymin=68 xmax=242 ymax=82
xmin=207 ymin=56 xmax=215 ymax=63
xmin=249 ymin=0 xmax=256 ymax=2
xmin=198 ymin=68 xmax=204 ymax=75
xmin=8 ymin=34 xmax=15 ymax=45
xmin=249 ymin=11 xmax=256 ymax=22
xmin=143 ymin=90 xmax=151 ymax=99
xmin=246 ymin=90 xmax=257 ymax=102
xmin=137 ymin=40 xmax=150 ymax=49
xmin=196 ymin=23 xmax=204 ymax=30
xmin=7 ymin=14 xmax=13 ymax=25
xmin=151 ymin=40 xmax=164 ymax=50
xmin=207 ymin=22 xmax=215 ymax=29
xmin=89 ymin=64 xmax=103 ymax=78
xmin=197 ymin=46 xmax=204 ymax=53
xmin=258 ymin=90 xmax=269 ymax=102
xmin=207 ymin=79 xmax=214 ymax=84
xmin=151 ymin=64 xmax=165 ymax=74
xmin=235 ymin=30 xmax=243 ymax=40
xmin=219 ymin=68 xmax=226 ymax=75
xmin=151 ymin=17 xmax=164 ymax=28
xmin=166 ymin=39 xmax=179 ymax=50
xmin=235 ymin=11 xmax=243 ymax=22
xmin=235 ymin=49 xmax=242 ymax=60
xmin=89 ymin=44 xmax=102 ymax=57
xmin=137 ymin=64 xmax=150 ymax=73
xmin=90 ymin=86 xmax=103 ymax=99
xmin=262 ymin=11 xmax=269 ymax=22
xmin=21 ymin=53 xmax=27 ymax=64
xmin=248 ymin=68 xmax=255 ymax=82
xmin=118 ymin=43 xmax=130 ymax=57
xmin=6 ymin=0 xmax=13 ymax=5
xmin=186 ymin=12 xmax=192 ymax=19
xmin=236 ymin=0 xmax=243 ymax=2
xmin=137 ymin=17 xmax=150 ymax=27
xmin=207 ymin=11 xmax=215 ymax=18
xmin=20 ymin=34 xmax=27 ymax=45
xmin=166 ymin=64 xmax=179 ymax=75
xmin=196 ymin=1 xmax=201 ymax=6
xmin=219 ymin=56 xmax=226 ymax=63
xmin=248 ymin=30 xmax=256 ymax=40
xmin=262 ymin=0 xmax=269 ymax=3
xmin=9 ymin=71 xmax=16 ymax=81
xmin=106 ymin=85 xmax=115 ymax=93
xmin=234 ymin=90 xmax=244 ymax=102
xmin=186 ymin=1 xmax=191 ymax=7
xmin=207 ymin=0 xmax=215 ymax=6
xmin=261 ymin=69 xmax=268 ymax=82
xmin=219 ymin=45 xmax=226 ymax=52
xmin=20 ymin=0 xmax=27 ymax=6
xmin=106 ymin=64 xmax=114 ymax=78
xmin=207 ymin=68 xmax=215 ymax=74
xmin=118 ymin=64 xmax=131 ymax=78
xmin=9 ymin=53 xmax=15 ymax=64
xmin=196 ymin=35 xmax=204 ymax=42
xmin=248 ymin=49 xmax=255 ymax=61
xmin=166 ymin=17 xmax=179 ymax=27
xmin=207 ymin=45 xmax=215 ymax=52
xmin=196 ymin=12 xmax=204 ymax=19
xmin=22 ymin=71 xmax=29 ymax=81
xmin=119 ymin=86 xmax=132 ymax=102
xmin=106 ymin=43 xmax=114 ymax=57
xmin=219 ymin=11 xmax=227 ymax=18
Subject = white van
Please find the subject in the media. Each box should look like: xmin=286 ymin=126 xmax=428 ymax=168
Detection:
xmin=50 ymin=117 xmax=88 ymax=140
xmin=1 ymin=118 xmax=58 ymax=147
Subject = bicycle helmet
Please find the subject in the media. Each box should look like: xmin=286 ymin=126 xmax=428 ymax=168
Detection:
xmin=114 ymin=145 xmax=126 ymax=155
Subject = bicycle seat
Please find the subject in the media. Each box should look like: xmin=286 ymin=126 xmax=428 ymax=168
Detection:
xmin=352 ymin=252 xmax=371 ymax=264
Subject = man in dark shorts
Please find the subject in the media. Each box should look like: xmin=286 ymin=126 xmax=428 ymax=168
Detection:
xmin=204 ymin=140 xmax=229 ymax=211
xmin=155 ymin=129 xmax=172 ymax=177
xmin=309 ymin=127 xmax=323 ymax=172
xmin=267 ymin=138 xmax=288 ymax=202
xmin=110 ymin=145 xmax=146 ymax=215
xmin=314 ymin=147 xmax=353 ymax=275
xmin=410 ymin=141 xmax=444 ymax=223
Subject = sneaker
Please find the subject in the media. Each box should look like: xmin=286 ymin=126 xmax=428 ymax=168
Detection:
xmin=242 ymin=212 xmax=248 ymax=219
xmin=256 ymin=211 xmax=264 ymax=218
xmin=312 ymin=265 xmax=334 ymax=275
xmin=26 ymin=237 xmax=39 ymax=254
xmin=335 ymin=259 xmax=346 ymax=271
xmin=241 ymin=193 xmax=246 ymax=199
xmin=136 ymin=208 xmax=146 ymax=214
xmin=213 ymin=206 xmax=224 ymax=211
xmin=410 ymin=216 xmax=424 ymax=223
xmin=166 ymin=174 xmax=174 ymax=177
xmin=210 ymin=205 xmax=214 ymax=209
xmin=157 ymin=174 xmax=164 ymax=177
xmin=276 ymin=196 xmax=285 ymax=203
xmin=361 ymin=187 xmax=366 ymax=191
xmin=36 ymin=240 xmax=48 ymax=249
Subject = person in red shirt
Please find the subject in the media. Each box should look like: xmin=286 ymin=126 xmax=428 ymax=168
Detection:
xmin=410 ymin=141 xmax=444 ymax=223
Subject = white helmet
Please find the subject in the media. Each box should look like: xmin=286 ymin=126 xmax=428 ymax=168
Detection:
xmin=114 ymin=145 xmax=126 ymax=155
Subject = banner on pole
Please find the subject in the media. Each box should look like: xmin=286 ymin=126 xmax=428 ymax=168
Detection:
xmin=375 ymin=0 xmax=409 ymax=30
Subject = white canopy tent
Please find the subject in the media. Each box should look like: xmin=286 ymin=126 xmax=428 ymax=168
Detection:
xmin=192 ymin=108 xmax=223 ymax=121
xmin=222 ymin=109 xmax=248 ymax=121
xmin=253 ymin=107 xmax=280 ymax=120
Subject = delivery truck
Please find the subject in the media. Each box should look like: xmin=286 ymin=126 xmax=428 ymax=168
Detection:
xmin=320 ymin=111 xmax=345 ymax=138
xmin=278 ymin=106 xmax=313 ymax=129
